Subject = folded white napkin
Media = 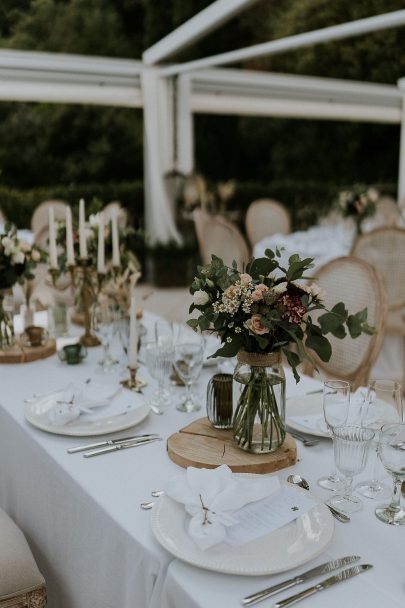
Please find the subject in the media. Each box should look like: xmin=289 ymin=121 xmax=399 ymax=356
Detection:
xmin=165 ymin=465 xmax=280 ymax=550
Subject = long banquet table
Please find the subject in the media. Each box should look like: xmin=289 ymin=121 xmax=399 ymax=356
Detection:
xmin=0 ymin=312 xmax=403 ymax=608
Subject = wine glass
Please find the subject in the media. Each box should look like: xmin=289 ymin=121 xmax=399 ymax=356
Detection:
xmin=328 ymin=425 xmax=375 ymax=513
xmin=375 ymin=423 xmax=405 ymax=525
xmin=356 ymin=380 xmax=403 ymax=500
xmin=318 ymin=380 xmax=351 ymax=491
xmin=144 ymin=342 xmax=174 ymax=410
xmin=173 ymin=342 xmax=204 ymax=412
xmin=92 ymin=302 xmax=118 ymax=373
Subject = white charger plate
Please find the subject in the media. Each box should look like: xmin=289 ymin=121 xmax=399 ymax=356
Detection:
xmin=151 ymin=482 xmax=334 ymax=576
xmin=287 ymin=394 xmax=329 ymax=438
xmin=25 ymin=401 xmax=151 ymax=437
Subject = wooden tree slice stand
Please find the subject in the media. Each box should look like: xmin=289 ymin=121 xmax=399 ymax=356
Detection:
xmin=0 ymin=338 xmax=56 ymax=364
xmin=167 ymin=417 xmax=296 ymax=474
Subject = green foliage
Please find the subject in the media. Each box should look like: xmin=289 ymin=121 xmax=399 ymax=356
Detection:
xmin=188 ymin=249 xmax=374 ymax=381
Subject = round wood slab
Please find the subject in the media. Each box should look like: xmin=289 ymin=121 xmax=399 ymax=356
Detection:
xmin=167 ymin=417 xmax=296 ymax=474
xmin=0 ymin=338 xmax=56 ymax=364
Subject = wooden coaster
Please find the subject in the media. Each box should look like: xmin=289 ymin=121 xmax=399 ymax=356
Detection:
xmin=167 ymin=417 xmax=296 ymax=474
xmin=0 ymin=338 xmax=56 ymax=364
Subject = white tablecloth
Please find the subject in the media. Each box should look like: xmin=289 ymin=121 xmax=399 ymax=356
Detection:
xmin=254 ymin=224 xmax=403 ymax=383
xmin=0 ymin=312 xmax=403 ymax=608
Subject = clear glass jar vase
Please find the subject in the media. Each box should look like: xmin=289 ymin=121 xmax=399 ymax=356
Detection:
xmin=233 ymin=350 xmax=286 ymax=454
xmin=0 ymin=290 xmax=15 ymax=350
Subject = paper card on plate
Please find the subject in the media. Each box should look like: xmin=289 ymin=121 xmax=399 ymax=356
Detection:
xmin=225 ymin=486 xmax=317 ymax=546
xmin=289 ymin=414 xmax=327 ymax=434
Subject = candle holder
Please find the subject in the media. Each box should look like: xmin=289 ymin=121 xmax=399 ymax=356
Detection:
xmin=75 ymin=259 xmax=101 ymax=347
xmin=120 ymin=365 xmax=147 ymax=392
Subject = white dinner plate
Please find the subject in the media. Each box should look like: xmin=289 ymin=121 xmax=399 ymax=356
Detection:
xmin=286 ymin=394 xmax=329 ymax=438
xmin=24 ymin=401 xmax=151 ymax=437
xmin=151 ymin=482 xmax=334 ymax=576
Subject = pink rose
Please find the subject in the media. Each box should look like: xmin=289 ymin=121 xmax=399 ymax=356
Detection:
xmin=240 ymin=273 xmax=252 ymax=286
xmin=252 ymin=289 xmax=264 ymax=302
xmin=245 ymin=314 xmax=269 ymax=335
xmin=31 ymin=249 xmax=40 ymax=262
xmin=20 ymin=241 xmax=31 ymax=252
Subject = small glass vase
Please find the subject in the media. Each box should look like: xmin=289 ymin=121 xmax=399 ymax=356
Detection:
xmin=206 ymin=373 xmax=234 ymax=429
xmin=233 ymin=350 xmax=286 ymax=454
xmin=0 ymin=290 xmax=15 ymax=350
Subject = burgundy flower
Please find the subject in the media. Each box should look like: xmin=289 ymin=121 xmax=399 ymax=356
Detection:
xmin=279 ymin=294 xmax=307 ymax=324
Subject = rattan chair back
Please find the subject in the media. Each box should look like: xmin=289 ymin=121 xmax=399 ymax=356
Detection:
xmin=31 ymin=200 xmax=68 ymax=246
xmin=193 ymin=209 xmax=250 ymax=270
xmin=246 ymin=199 xmax=291 ymax=247
xmin=307 ymin=256 xmax=386 ymax=390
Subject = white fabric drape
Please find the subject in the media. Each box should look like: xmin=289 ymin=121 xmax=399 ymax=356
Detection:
xmin=142 ymin=68 xmax=182 ymax=244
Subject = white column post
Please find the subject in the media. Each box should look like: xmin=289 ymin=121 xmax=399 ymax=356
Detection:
xmin=398 ymin=94 xmax=405 ymax=205
xmin=142 ymin=67 xmax=182 ymax=244
xmin=176 ymin=74 xmax=194 ymax=174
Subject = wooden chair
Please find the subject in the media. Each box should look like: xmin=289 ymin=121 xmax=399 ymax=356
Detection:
xmin=193 ymin=209 xmax=250 ymax=270
xmin=103 ymin=202 xmax=128 ymax=229
xmin=0 ymin=508 xmax=46 ymax=607
xmin=352 ymin=228 xmax=405 ymax=335
xmin=31 ymin=200 xmax=68 ymax=248
xmin=305 ymin=256 xmax=386 ymax=390
xmin=245 ymin=199 xmax=291 ymax=247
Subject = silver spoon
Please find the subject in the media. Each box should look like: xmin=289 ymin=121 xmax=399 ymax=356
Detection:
xmin=150 ymin=405 xmax=164 ymax=415
xmin=140 ymin=501 xmax=155 ymax=510
xmin=287 ymin=474 xmax=350 ymax=523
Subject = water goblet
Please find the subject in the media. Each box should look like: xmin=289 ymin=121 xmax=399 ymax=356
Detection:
xmin=356 ymin=380 xmax=403 ymax=500
xmin=328 ymin=425 xmax=375 ymax=513
xmin=145 ymin=342 xmax=174 ymax=410
xmin=375 ymin=423 xmax=405 ymax=525
xmin=318 ymin=380 xmax=351 ymax=491
xmin=173 ymin=342 xmax=204 ymax=412
xmin=92 ymin=302 xmax=118 ymax=373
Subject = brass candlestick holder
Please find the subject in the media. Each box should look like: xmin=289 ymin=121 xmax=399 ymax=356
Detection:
xmin=121 ymin=365 xmax=147 ymax=392
xmin=75 ymin=259 xmax=101 ymax=347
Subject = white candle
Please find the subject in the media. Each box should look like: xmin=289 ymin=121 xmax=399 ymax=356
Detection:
xmin=79 ymin=198 xmax=88 ymax=259
xmin=97 ymin=211 xmax=105 ymax=274
xmin=48 ymin=206 xmax=58 ymax=269
xmin=128 ymin=288 xmax=138 ymax=368
xmin=111 ymin=209 xmax=120 ymax=267
xmin=65 ymin=206 xmax=75 ymax=266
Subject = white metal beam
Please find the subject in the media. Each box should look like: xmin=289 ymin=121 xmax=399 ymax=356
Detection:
xmin=161 ymin=9 xmax=405 ymax=76
xmin=143 ymin=0 xmax=260 ymax=65
xmin=397 ymin=79 xmax=405 ymax=202
xmin=176 ymin=75 xmax=194 ymax=173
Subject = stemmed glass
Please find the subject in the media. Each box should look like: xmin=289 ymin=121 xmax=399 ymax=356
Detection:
xmin=376 ymin=423 xmax=405 ymax=525
xmin=144 ymin=341 xmax=174 ymax=410
xmin=92 ymin=302 xmax=118 ymax=372
xmin=328 ymin=425 xmax=375 ymax=513
xmin=356 ymin=380 xmax=403 ymax=499
xmin=173 ymin=342 xmax=204 ymax=412
xmin=318 ymin=380 xmax=351 ymax=491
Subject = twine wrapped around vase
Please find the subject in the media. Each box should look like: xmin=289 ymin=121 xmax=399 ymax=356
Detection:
xmin=237 ymin=350 xmax=281 ymax=368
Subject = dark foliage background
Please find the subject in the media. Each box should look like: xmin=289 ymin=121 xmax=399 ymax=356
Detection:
xmin=0 ymin=0 xmax=403 ymax=226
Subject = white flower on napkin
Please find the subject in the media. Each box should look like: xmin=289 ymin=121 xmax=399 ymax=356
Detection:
xmin=165 ymin=465 xmax=280 ymax=551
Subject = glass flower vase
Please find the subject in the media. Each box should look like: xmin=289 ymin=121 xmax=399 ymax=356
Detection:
xmin=233 ymin=350 xmax=286 ymax=454
xmin=0 ymin=290 xmax=15 ymax=350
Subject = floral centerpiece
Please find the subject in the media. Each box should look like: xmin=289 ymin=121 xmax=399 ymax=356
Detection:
xmin=0 ymin=224 xmax=43 ymax=348
xmin=188 ymin=250 xmax=373 ymax=453
xmin=338 ymin=187 xmax=378 ymax=234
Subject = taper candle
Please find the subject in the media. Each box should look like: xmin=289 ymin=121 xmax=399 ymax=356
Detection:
xmin=48 ymin=206 xmax=58 ymax=269
xmin=128 ymin=288 xmax=138 ymax=368
xmin=97 ymin=211 xmax=105 ymax=274
xmin=111 ymin=208 xmax=120 ymax=267
xmin=79 ymin=198 xmax=88 ymax=259
xmin=65 ymin=206 xmax=75 ymax=266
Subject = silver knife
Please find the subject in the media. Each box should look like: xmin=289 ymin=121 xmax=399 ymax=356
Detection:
xmin=83 ymin=436 xmax=162 ymax=458
xmin=242 ymin=556 xmax=360 ymax=605
xmin=273 ymin=564 xmax=373 ymax=608
xmin=67 ymin=434 xmax=160 ymax=454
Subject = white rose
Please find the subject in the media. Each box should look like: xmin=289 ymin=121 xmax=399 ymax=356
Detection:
xmin=193 ymin=290 xmax=210 ymax=306
xmin=1 ymin=237 xmax=14 ymax=256
xmin=272 ymin=281 xmax=288 ymax=294
xmin=12 ymin=251 xmax=25 ymax=264
xmin=308 ymin=283 xmax=326 ymax=301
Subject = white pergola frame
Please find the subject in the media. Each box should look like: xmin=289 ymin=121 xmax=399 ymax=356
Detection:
xmin=0 ymin=1 xmax=404 ymax=242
